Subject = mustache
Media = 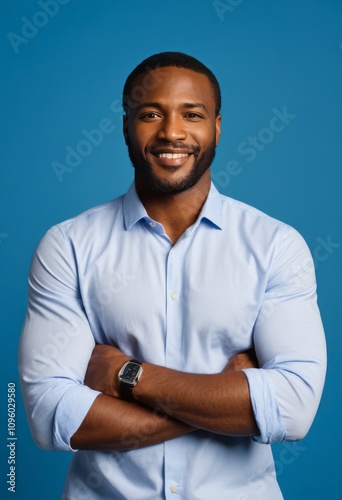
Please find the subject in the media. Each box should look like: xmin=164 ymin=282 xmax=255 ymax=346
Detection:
xmin=147 ymin=142 xmax=200 ymax=155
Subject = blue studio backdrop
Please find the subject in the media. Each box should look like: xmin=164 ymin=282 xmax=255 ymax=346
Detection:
xmin=1 ymin=0 xmax=341 ymax=498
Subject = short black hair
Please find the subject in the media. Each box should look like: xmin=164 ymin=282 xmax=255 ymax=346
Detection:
xmin=122 ymin=51 xmax=221 ymax=116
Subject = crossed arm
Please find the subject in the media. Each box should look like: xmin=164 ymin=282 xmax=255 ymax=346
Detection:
xmin=20 ymin=225 xmax=326 ymax=452
xmin=70 ymin=346 xmax=259 ymax=450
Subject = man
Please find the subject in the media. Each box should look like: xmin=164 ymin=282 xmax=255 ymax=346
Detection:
xmin=19 ymin=52 xmax=326 ymax=499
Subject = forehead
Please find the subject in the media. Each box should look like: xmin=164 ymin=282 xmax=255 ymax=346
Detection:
xmin=128 ymin=66 xmax=216 ymax=113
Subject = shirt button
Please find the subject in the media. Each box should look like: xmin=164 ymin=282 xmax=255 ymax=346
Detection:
xmin=171 ymin=292 xmax=177 ymax=300
xmin=170 ymin=485 xmax=177 ymax=493
xmin=149 ymin=222 xmax=156 ymax=228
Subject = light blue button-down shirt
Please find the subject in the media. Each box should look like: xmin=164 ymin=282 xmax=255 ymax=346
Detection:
xmin=19 ymin=182 xmax=326 ymax=499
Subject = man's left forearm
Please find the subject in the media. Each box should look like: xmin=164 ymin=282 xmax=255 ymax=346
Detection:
xmin=84 ymin=345 xmax=259 ymax=437
xmin=132 ymin=362 xmax=259 ymax=436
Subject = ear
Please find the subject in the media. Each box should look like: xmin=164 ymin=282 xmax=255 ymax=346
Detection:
xmin=123 ymin=115 xmax=128 ymax=145
xmin=215 ymin=114 xmax=222 ymax=146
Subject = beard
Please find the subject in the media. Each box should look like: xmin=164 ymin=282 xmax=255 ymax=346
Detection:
xmin=127 ymin=138 xmax=217 ymax=194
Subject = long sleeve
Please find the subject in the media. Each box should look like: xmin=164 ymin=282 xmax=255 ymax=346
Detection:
xmin=242 ymin=225 xmax=327 ymax=444
xmin=18 ymin=184 xmax=327 ymax=498
xmin=18 ymin=225 xmax=100 ymax=451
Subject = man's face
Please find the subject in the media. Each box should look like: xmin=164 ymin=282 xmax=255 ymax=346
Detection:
xmin=123 ymin=66 xmax=221 ymax=194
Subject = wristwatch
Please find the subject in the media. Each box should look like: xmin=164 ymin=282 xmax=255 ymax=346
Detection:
xmin=118 ymin=359 xmax=143 ymax=402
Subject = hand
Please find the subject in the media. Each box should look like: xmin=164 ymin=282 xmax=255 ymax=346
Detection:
xmin=222 ymin=348 xmax=259 ymax=373
xmin=84 ymin=344 xmax=130 ymax=398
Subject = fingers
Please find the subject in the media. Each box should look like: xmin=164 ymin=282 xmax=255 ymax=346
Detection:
xmin=223 ymin=348 xmax=259 ymax=373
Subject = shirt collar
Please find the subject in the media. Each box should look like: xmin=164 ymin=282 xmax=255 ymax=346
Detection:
xmin=197 ymin=182 xmax=223 ymax=230
xmin=123 ymin=183 xmax=149 ymax=230
xmin=123 ymin=181 xmax=223 ymax=231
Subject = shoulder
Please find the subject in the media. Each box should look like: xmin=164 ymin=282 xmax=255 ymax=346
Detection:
xmin=218 ymin=191 xmax=287 ymax=237
xmin=219 ymin=192 xmax=282 ymax=225
xmin=57 ymin=195 xmax=125 ymax=233
xmin=35 ymin=194 xmax=125 ymax=258
xmin=217 ymin=191 xmax=310 ymax=261
xmin=53 ymin=194 xmax=125 ymax=240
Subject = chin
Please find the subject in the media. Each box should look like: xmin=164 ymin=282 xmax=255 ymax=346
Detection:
xmin=128 ymin=141 xmax=216 ymax=195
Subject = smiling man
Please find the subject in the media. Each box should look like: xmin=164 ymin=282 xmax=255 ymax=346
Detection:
xmin=123 ymin=62 xmax=222 ymax=245
xmin=19 ymin=52 xmax=326 ymax=499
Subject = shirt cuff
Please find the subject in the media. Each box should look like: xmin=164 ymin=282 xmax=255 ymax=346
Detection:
xmin=242 ymin=368 xmax=286 ymax=444
xmin=53 ymin=384 xmax=101 ymax=451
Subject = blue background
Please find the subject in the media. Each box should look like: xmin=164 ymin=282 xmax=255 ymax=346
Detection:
xmin=1 ymin=0 xmax=341 ymax=498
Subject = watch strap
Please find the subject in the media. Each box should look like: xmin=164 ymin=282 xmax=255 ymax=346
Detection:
xmin=120 ymin=381 xmax=136 ymax=402
xmin=130 ymin=359 xmax=143 ymax=365
xmin=119 ymin=359 xmax=143 ymax=402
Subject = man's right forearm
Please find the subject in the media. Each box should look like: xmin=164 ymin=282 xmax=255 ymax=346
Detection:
xmin=70 ymin=393 xmax=194 ymax=450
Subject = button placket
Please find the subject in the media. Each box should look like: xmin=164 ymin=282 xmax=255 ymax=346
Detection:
xmin=165 ymin=246 xmax=182 ymax=366
xmin=164 ymin=243 xmax=185 ymax=498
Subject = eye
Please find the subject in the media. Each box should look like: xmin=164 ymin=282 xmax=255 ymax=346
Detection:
xmin=184 ymin=112 xmax=203 ymax=121
xmin=139 ymin=112 xmax=161 ymax=121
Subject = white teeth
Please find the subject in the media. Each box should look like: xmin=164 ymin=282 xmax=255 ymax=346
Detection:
xmin=158 ymin=153 xmax=188 ymax=159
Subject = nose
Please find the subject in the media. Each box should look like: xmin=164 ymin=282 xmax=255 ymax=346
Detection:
xmin=157 ymin=114 xmax=187 ymax=142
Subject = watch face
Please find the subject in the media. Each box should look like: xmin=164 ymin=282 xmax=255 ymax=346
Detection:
xmin=121 ymin=363 xmax=141 ymax=384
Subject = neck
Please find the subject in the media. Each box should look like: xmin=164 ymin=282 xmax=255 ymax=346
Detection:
xmin=136 ymin=173 xmax=211 ymax=245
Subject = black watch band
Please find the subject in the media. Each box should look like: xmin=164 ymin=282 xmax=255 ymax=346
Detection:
xmin=118 ymin=359 xmax=143 ymax=402
xmin=120 ymin=382 xmax=136 ymax=402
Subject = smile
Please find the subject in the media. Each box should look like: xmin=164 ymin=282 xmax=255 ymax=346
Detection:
xmin=157 ymin=153 xmax=189 ymax=159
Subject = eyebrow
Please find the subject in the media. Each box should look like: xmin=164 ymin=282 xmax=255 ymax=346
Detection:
xmin=135 ymin=102 xmax=209 ymax=113
xmin=183 ymin=102 xmax=209 ymax=113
